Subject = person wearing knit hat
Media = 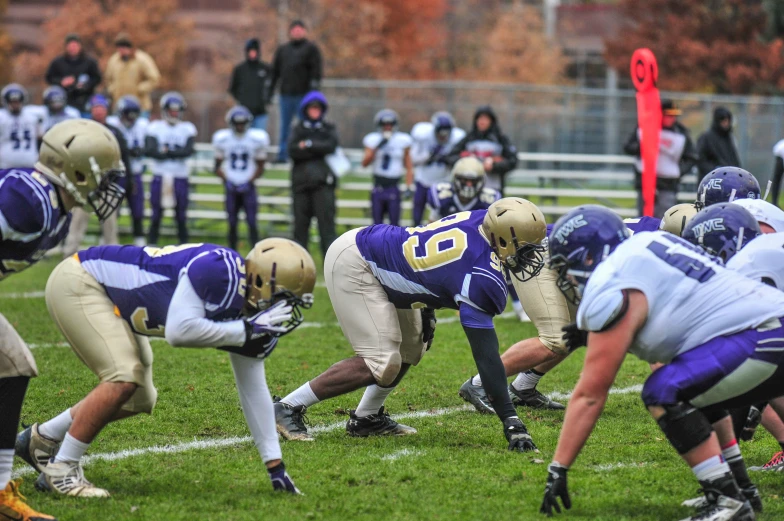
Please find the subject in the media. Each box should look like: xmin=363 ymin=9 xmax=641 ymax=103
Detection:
xmin=45 ymin=33 xmax=102 ymax=115
xmin=104 ymin=32 xmax=161 ymax=118
xmin=228 ymin=38 xmax=273 ymax=131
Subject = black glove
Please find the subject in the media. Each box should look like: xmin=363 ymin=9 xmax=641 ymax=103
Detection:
xmin=562 ymin=323 xmax=588 ymax=353
xmin=375 ymin=138 xmax=389 ymax=151
xmin=503 ymin=417 xmax=537 ymax=452
xmin=540 ymin=462 xmax=571 ymax=516
xmin=267 ymin=462 xmax=302 ymax=494
xmin=421 ymin=308 xmax=437 ymax=350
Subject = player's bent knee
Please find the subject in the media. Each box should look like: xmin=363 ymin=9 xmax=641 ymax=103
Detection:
xmin=122 ymin=385 xmax=158 ymax=415
xmin=538 ymin=334 xmax=569 ymax=357
xmin=368 ymin=352 xmax=402 ymax=387
xmin=654 ymin=402 xmax=713 ymax=455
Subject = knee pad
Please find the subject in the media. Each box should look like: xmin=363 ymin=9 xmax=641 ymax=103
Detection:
xmin=539 ymin=333 xmax=569 ymax=357
xmin=122 ymin=385 xmax=157 ymax=415
xmin=702 ymin=406 xmax=730 ymax=425
xmin=370 ymin=352 xmax=402 ymax=387
xmin=655 ymin=402 xmax=713 ymax=455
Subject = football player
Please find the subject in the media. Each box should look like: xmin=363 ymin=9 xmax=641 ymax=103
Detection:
xmin=212 ymin=106 xmax=270 ymax=250
xmin=361 ymin=109 xmax=413 ymax=226
xmin=696 ymin=166 xmax=761 ymax=209
xmin=145 ymin=91 xmax=197 ymax=244
xmin=427 ymin=156 xmax=500 ymax=221
xmin=108 ymin=95 xmax=149 ymax=246
xmin=275 ymin=198 xmax=544 ymax=452
xmin=410 ymin=112 xmax=466 ymax=226
xmin=539 ymin=205 xmax=784 ymax=521
xmin=40 ymin=86 xmax=80 ymax=132
xmin=0 ymin=84 xmax=42 ymax=169
xmin=16 ymin=239 xmax=315 ymax=498
xmin=0 ymin=119 xmax=125 ymax=521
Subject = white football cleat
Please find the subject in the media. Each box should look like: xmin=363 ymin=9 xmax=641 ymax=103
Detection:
xmin=679 ymin=495 xmax=754 ymax=521
xmin=35 ymin=460 xmax=111 ymax=498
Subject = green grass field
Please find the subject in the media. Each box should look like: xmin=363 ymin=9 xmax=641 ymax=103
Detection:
xmin=5 ymin=246 xmax=784 ymax=521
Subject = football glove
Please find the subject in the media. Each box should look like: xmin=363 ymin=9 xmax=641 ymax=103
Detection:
xmin=245 ymin=301 xmax=292 ymax=339
xmin=267 ymin=462 xmax=302 ymax=495
xmin=540 ymin=462 xmax=571 ymax=516
xmin=562 ymin=323 xmax=588 ymax=353
xmin=421 ymin=307 xmax=437 ymax=350
xmin=503 ymin=416 xmax=537 ymax=452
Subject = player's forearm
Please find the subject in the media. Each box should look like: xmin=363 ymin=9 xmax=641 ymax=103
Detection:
xmin=463 ymin=325 xmax=516 ymax=421
xmin=166 ymin=316 xmax=246 ymax=348
xmin=552 ymin=389 xmax=608 ymax=467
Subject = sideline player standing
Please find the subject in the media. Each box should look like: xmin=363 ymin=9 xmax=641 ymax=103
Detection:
xmin=0 ymin=119 xmax=125 ymax=520
xmin=0 ymin=84 xmax=42 ymax=169
xmin=361 ymin=109 xmax=413 ymax=226
xmin=40 ymin=86 xmax=80 ymax=132
xmin=212 ymin=105 xmax=269 ymax=250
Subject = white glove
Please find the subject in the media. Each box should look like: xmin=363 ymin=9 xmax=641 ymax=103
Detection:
xmin=245 ymin=301 xmax=293 ymax=340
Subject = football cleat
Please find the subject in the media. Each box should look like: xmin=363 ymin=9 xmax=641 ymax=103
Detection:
xmin=516 ymin=308 xmax=531 ymax=322
xmin=0 ymin=480 xmax=57 ymax=520
xmin=679 ymin=496 xmax=754 ymax=521
xmin=35 ymin=460 xmax=110 ymax=498
xmin=682 ymin=486 xmax=762 ymax=513
xmin=749 ymin=451 xmax=784 ymax=471
xmin=345 ymin=407 xmax=417 ymax=437
xmin=509 ymin=385 xmax=565 ymax=410
xmin=273 ymin=397 xmax=313 ymax=441
xmin=458 ymin=379 xmax=495 ymax=415
xmin=15 ymin=424 xmax=60 ymax=473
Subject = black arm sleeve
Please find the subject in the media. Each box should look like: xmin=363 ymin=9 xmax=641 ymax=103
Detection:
xmin=462 ymin=326 xmax=517 ymax=422
xmin=679 ymin=134 xmax=699 ymax=176
xmin=112 ymin=127 xmax=132 ymax=191
xmin=167 ymin=137 xmax=196 ymax=159
xmin=45 ymin=60 xmax=61 ymax=86
xmin=228 ymin=66 xmax=239 ymax=100
xmin=310 ymin=44 xmax=323 ymax=91
xmin=145 ymin=136 xmax=168 ymax=160
xmin=444 ymin=135 xmax=469 ymax=167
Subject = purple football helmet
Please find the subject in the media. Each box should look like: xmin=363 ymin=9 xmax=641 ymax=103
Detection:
xmin=696 ymin=167 xmax=760 ymax=209
xmin=226 ymin=105 xmax=252 ymax=134
xmin=548 ymin=205 xmax=631 ymax=305
xmin=682 ymin=202 xmax=761 ymax=262
xmin=431 ymin=111 xmax=455 ymax=144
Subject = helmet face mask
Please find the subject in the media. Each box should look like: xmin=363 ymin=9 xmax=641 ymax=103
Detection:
xmin=451 ymin=156 xmax=486 ymax=204
xmin=374 ymin=109 xmax=398 ymax=136
xmin=44 ymin=86 xmax=67 ymax=114
xmin=481 ymin=197 xmax=547 ymax=282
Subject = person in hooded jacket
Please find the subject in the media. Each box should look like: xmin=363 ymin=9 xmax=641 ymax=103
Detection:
xmin=288 ymin=91 xmax=338 ymax=257
xmin=697 ymin=107 xmax=741 ymax=181
xmin=445 ymin=106 xmax=518 ymax=194
xmin=229 ymin=38 xmax=273 ymax=131
xmin=45 ymin=34 xmax=102 ymax=116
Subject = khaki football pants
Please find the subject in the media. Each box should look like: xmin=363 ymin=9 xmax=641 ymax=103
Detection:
xmin=61 ymin=207 xmax=118 ymax=258
xmin=0 ymin=313 xmax=38 ymax=378
xmin=324 ymin=228 xmax=427 ymax=387
xmin=512 ymin=264 xmax=576 ymax=356
xmin=46 ymin=256 xmax=157 ymax=414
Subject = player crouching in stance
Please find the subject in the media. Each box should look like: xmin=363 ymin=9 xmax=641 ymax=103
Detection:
xmin=537 ymin=205 xmax=784 ymax=521
xmin=275 ymin=198 xmax=545 ymax=451
xmin=16 ymin=239 xmax=315 ymax=497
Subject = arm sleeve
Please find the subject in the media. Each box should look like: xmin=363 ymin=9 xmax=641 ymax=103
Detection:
xmin=306 ymin=126 xmax=338 ymax=156
xmin=679 ymin=133 xmax=699 ymax=176
xmin=45 ymin=60 xmax=61 ymax=86
xmin=463 ymin=325 xmax=517 ymax=421
xmin=228 ymin=353 xmax=283 ymax=463
xmin=164 ymin=275 xmax=247 ymax=348
xmin=228 ymin=66 xmax=239 ymax=99
xmin=269 ymin=48 xmax=281 ymax=94
xmin=144 ymin=135 xmax=168 ymax=159
xmin=168 ymin=136 xmax=196 ymax=158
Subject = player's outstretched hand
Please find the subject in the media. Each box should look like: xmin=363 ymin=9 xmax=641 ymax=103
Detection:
xmin=245 ymin=301 xmax=293 ymax=339
xmin=540 ymin=462 xmax=571 ymax=516
xmin=503 ymin=417 xmax=538 ymax=452
xmin=561 ymin=323 xmax=588 ymax=353
xmin=268 ymin=462 xmax=302 ymax=495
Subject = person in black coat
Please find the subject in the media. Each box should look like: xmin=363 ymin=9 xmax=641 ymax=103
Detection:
xmin=697 ymin=107 xmax=741 ymax=181
xmin=45 ymin=34 xmax=102 ymax=115
xmin=288 ymin=91 xmax=338 ymax=257
xmin=445 ymin=106 xmax=517 ymax=194
xmin=228 ymin=38 xmax=273 ymax=131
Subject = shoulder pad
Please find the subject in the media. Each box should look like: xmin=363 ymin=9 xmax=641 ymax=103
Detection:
xmin=411 ymin=122 xmax=433 ymax=140
xmin=774 ymin=139 xmax=784 ymax=158
xmin=578 ymin=288 xmax=627 ymax=332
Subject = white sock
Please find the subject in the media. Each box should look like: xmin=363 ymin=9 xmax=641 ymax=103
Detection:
xmin=511 ymin=299 xmax=524 ymax=313
xmin=54 ymin=433 xmax=90 ymax=464
xmin=471 ymin=374 xmax=482 ymax=387
xmin=39 ymin=408 xmax=73 ymax=442
xmin=722 ymin=440 xmax=742 ymax=464
xmin=512 ymin=369 xmax=544 ymax=392
xmin=0 ymin=449 xmax=13 ymax=490
xmin=282 ymin=382 xmax=320 ymax=409
xmin=355 ymin=385 xmax=395 ymax=417
xmin=692 ymin=455 xmax=730 ymax=482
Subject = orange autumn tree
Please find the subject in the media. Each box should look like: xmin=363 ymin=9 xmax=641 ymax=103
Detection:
xmin=0 ymin=0 xmax=13 ymax=86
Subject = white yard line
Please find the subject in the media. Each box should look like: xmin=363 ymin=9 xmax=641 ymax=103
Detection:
xmin=381 ymin=448 xmax=425 ymax=461
xmin=12 ymin=386 xmax=645 ymax=478
xmin=0 ymin=290 xmax=46 ymax=299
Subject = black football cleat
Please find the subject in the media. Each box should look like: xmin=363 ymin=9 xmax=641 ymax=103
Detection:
xmin=509 ymin=385 xmax=565 ymax=410
xmin=458 ymin=379 xmax=495 ymax=415
xmin=345 ymin=407 xmax=417 ymax=437
xmin=273 ymin=397 xmax=313 ymax=441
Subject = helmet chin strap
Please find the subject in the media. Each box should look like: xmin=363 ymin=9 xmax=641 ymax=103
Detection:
xmin=736 ymin=227 xmax=745 ymax=252
xmin=728 ymin=188 xmax=737 ymax=202
xmin=764 ymin=180 xmax=772 ymax=201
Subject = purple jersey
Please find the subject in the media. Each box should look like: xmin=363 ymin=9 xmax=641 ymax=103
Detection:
xmin=545 ymin=215 xmax=662 ymax=238
xmin=427 ymin=182 xmax=501 ymax=220
xmin=0 ymin=168 xmax=71 ymax=279
xmin=79 ymin=244 xmax=246 ymax=337
xmin=356 ymin=210 xmax=507 ymax=328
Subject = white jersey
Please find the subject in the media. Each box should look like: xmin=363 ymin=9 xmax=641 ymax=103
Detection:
xmin=145 ymin=120 xmax=198 ymax=178
xmin=363 ymin=131 xmax=412 ymax=179
xmin=577 ymin=231 xmax=784 ymax=364
xmin=36 ymin=105 xmax=80 ymax=132
xmin=727 ymin=233 xmax=784 ymax=291
xmin=774 ymin=139 xmax=784 ymax=162
xmin=107 ymin=115 xmax=149 ymax=176
xmin=0 ymin=107 xmax=43 ymax=169
xmin=409 ymin=123 xmax=465 ymax=186
xmin=211 ymin=128 xmax=269 ymax=185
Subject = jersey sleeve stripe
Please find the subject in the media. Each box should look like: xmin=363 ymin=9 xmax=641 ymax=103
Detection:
xmin=18 ymin=173 xmax=52 ymax=232
xmin=471 ymin=270 xmax=507 ymax=294
xmin=217 ymin=250 xmax=239 ymax=311
xmin=472 ymin=267 xmax=506 ymax=288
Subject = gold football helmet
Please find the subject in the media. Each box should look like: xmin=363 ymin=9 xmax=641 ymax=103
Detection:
xmin=35 ymin=119 xmax=125 ymax=221
xmin=245 ymin=238 xmax=316 ymax=332
xmin=481 ymin=197 xmax=547 ymax=281
xmin=660 ymin=203 xmax=698 ymax=236
xmin=451 ymin=157 xmax=486 ymax=203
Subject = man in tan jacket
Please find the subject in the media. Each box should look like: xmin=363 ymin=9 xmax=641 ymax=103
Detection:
xmin=104 ymin=33 xmax=160 ymax=118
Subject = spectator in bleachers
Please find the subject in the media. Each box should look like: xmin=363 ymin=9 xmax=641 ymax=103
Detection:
xmin=40 ymin=85 xmax=80 ymax=132
xmin=45 ymin=33 xmax=102 ymax=117
xmin=271 ymin=20 xmax=323 ymax=163
xmin=623 ymin=99 xmax=697 ymax=217
xmin=229 ymin=38 xmax=272 ymax=131
xmin=697 ymin=106 xmax=741 ymax=182
xmin=445 ymin=105 xmax=517 ymax=194
xmin=288 ymin=91 xmax=338 ymax=257
xmin=62 ymin=94 xmax=130 ymax=257
xmin=104 ymin=33 xmax=161 ymax=119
